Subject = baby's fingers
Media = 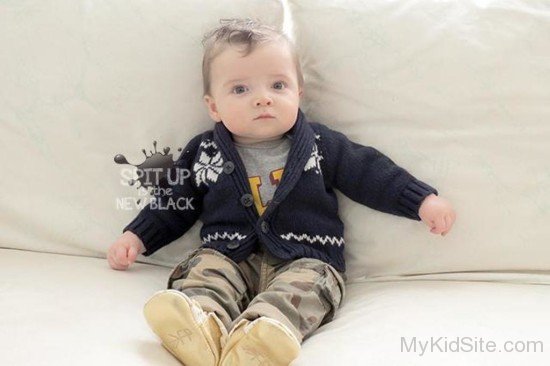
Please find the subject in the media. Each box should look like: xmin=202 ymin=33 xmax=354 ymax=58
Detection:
xmin=442 ymin=214 xmax=455 ymax=236
xmin=430 ymin=217 xmax=446 ymax=235
xmin=108 ymin=251 xmax=127 ymax=270
xmin=115 ymin=245 xmax=129 ymax=266
xmin=127 ymin=245 xmax=138 ymax=265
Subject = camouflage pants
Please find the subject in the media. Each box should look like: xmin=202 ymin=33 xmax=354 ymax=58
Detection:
xmin=167 ymin=245 xmax=346 ymax=344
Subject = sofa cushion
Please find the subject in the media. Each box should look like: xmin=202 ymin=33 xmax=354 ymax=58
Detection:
xmin=2 ymin=248 xmax=549 ymax=365
xmin=0 ymin=0 xmax=284 ymax=266
xmin=0 ymin=249 xmax=175 ymax=365
xmin=298 ymin=277 xmax=550 ymax=365
xmin=288 ymin=0 xmax=550 ymax=280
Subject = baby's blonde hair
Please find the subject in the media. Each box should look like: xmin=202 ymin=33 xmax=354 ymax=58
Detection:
xmin=201 ymin=18 xmax=304 ymax=97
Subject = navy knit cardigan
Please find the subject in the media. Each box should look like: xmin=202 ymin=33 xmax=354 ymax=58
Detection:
xmin=124 ymin=108 xmax=438 ymax=272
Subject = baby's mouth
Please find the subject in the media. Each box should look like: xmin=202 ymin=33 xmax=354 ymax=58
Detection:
xmin=254 ymin=113 xmax=275 ymax=120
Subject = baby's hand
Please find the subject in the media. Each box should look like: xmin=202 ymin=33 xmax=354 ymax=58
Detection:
xmin=107 ymin=231 xmax=146 ymax=270
xmin=418 ymin=194 xmax=456 ymax=236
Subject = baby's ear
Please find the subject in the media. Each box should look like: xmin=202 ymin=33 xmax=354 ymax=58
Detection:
xmin=203 ymin=95 xmax=221 ymax=122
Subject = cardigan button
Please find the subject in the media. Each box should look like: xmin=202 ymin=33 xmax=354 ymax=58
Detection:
xmin=227 ymin=241 xmax=240 ymax=250
xmin=223 ymin=161 xmax=235 ymax=174
xmin=261 ymin=221 xmax=269 ymax=234
xmin=240 ymin=193 xmax=254 ymax=207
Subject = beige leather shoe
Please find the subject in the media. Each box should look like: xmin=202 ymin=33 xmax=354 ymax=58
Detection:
xmin=143 ymin=290 xmax=227 ymax=366
xmin=219 ymin=317 xmax=301 ymax=366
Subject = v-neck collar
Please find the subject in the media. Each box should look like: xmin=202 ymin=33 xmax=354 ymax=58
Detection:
xmin=213 ymin=108 xmax=314 ymax=222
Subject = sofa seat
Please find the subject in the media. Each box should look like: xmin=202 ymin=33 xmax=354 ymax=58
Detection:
xmin=2 ymin=248 xmax=549 ymax=365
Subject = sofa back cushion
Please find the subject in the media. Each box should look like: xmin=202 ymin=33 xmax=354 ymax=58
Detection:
xmin=0 ymin=0 xmax=284 ymax=266
xmin=288 ymin=0 xmax=550 ymax=281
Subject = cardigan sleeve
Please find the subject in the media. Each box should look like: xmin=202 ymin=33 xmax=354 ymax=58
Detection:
xmin=122 ymin=134 xmax=205 ymax=256
xmin=315 ymin=123 xmax=438 ymax=221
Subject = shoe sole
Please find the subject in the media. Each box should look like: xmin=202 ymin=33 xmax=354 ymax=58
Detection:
xmin=220 ymin=317 xmax=301 ymax=366
xmin=143 ymin=290 xmax=217 ymax=366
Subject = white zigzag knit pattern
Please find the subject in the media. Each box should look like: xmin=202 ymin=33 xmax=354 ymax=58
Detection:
xmin=202 ymin=231 xmax=247 ymax=243
xmin=280 ymin=232 xmax=345 ymax=247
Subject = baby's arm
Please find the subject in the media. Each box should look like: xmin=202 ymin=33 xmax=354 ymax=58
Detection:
xmin=316 ymin=123 xmax=443 ymax=223
xmin=107 ymin=134 xmax=205 ymax=270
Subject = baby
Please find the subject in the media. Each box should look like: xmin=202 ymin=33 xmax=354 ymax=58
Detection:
xmin=107 ymin=18 xmax=456 ymax=366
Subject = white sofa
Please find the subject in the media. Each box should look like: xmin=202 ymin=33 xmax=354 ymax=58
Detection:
xmin=2 ymin=0 xmax=550 ymax=365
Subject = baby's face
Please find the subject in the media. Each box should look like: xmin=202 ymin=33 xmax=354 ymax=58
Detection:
xmin=203 ymin=40 xmax=303 ymax=145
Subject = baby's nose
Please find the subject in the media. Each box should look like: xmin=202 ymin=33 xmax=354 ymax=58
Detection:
xmin=255 ymin=97 xmax=272 ymax=106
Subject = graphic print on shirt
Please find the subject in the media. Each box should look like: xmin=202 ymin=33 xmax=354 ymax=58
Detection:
xmin=248 ymin=167 xmax=284 ymax=216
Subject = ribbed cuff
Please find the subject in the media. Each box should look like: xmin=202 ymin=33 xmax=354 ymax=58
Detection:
xmin=122 ymin=211 xmax=170 ymax=256
xmin=397 ymin=179 xmax=438 ymax=220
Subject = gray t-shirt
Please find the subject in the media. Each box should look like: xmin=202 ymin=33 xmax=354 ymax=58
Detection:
xmin=234 ymin=136 xmax=292 ymax=216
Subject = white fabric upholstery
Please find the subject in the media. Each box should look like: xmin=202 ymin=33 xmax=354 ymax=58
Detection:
xmin=1 ymin=0 xmax=550 ymax=364
xmin=0 ymin=0 xmax=284 ymax=265
xmin=288 ymin=0 xmax=550 ymax=281
xmin=2 ymin=248 xmax=549 ymax=365
xmin=299 ymin=277 xmax=550 ymax=365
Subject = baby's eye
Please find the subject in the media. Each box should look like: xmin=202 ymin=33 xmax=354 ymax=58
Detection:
xmin=273 ymin=81 xmax=286 ymax=90
xmin=232 ymin=85 xmax=248 ymax=94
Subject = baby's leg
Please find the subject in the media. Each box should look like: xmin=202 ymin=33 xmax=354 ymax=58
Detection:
xmin=219 ymin=256 xmax=346 ymax=365
xmin=145 ymin=247 xmax=251 ymax=365
xmin=233 ymin=257 xmax=346 ymax=344
xmin=167 ymin=247 xmax=252 ymax=332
